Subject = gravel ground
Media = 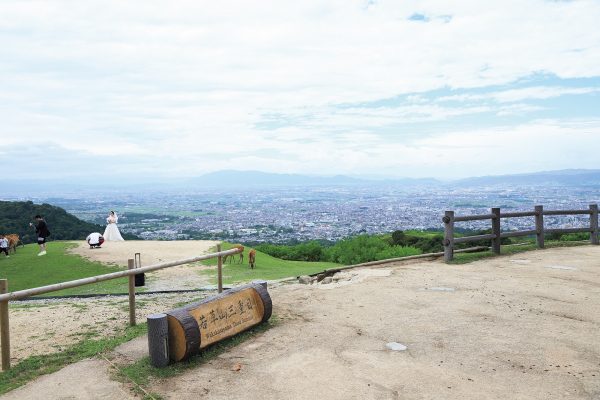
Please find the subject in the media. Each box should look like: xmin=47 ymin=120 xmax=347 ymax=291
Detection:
xmin=3 ymin=245 xmax=600 ymax=400
xmin=151 ymin=245 xmax=600 ymax=400
xmin=68 ymin=240 xmax=221 ymax=291
xmin=7 ymin=240 xmax=220 ymax=361
xmin=8 ymin=292 xmax=212 ymax=362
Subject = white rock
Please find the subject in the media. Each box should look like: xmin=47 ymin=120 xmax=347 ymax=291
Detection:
xmin=321 ymin=277 xmax=333 ymax=284
xmin=386 ymin=342 xmax=407 ymax=351
xmin=545 ymin=265 xmax=577 ymax=270
xmin=429 ymin=287 xmax=455 ymax=292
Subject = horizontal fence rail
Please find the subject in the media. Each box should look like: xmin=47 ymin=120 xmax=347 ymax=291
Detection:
xmin=443 ymin=204 xmax=599 ymax=262
xmin=499 ymin=229 xmax=537 ymax=239
xmin=453 ymin=233 xmax=496 ymax=244
xmin=543 ymin=210 xmax=592 ymax=216
xmin=0 ymin=248 xmax=240 ymax=302
xmin=499 ymin=211 xmax=537 ymax=218
xmin=0 ymin=246 xmax=242 ymax=371
xmin=453 ymin=214 xmax=496 ymax=222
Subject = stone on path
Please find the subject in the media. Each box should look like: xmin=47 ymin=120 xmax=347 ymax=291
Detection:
xmin=510 ymin=259 xmax=531 ymax=264
xmin=428 ymin=287 xmax=455 ymax=292
xmin=386 ymin=342 xmax=408 ymax=352
xmin=545 ymin=265 xmax=578 ymax=270
xmin=321 ymin=277 xmax=333 ymax=284
xmin=298 ymin=275 xmax=312 ymax=284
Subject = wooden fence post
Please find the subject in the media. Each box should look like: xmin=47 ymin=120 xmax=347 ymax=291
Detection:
xmin=443 ymin=211 xmax=455 ymax=262
xmin=535 ymin=205 xmax=545 ymax=249
xmin=0 ymin=279 xmax=10 ymax=371
xmin=491 ymin=207 xmax=501 ymax=255
xmin=590 ymin=204 xmax=599 ymax=245
xmin=217 ymin=244 xmax=223 ymax=293
xmin=128 ymin=259 xmax=136 ymax=326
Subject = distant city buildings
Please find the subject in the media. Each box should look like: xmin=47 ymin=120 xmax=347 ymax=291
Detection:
xmin=36 ymin=184 xmax=599 ymax=243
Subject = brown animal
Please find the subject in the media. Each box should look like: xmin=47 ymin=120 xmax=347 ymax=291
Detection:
xmin=5 ymin=234 xmax=20 ymax=254
xmin=248 ymin=249 xmax=256 ymax=269
xmin=224 ymin=244 xmax=244 ymax=264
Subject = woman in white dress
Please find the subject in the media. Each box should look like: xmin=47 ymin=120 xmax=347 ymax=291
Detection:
xmin=103 ymin=211 xmax=124 ymax=241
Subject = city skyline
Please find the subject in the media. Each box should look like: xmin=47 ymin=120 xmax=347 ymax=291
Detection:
xmin=32 ymin=182 xmax=600 ymax=243
xmin=1 ymin=1 xmax=600 ymax=181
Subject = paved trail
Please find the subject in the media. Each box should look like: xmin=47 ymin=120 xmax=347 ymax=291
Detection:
xmin=3 ymin=246 xmax=600 ymax=400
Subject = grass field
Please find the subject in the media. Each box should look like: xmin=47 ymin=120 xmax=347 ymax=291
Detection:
xmin=0 ymin=242 xmax=128 ymax=296
xmin=403 ymin=229 xmax=443 ymax=238
xmin=202 ymin=243 xmax=340 ymax=284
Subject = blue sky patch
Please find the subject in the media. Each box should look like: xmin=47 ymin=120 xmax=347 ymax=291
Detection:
xmin=408 ymin=13 xmax=429 ymax=22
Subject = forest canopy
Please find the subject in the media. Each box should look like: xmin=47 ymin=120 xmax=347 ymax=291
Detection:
xmin=0 ymin=201 xmax=137 ymax=243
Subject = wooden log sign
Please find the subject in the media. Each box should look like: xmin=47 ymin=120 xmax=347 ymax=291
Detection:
xmin=164 ymin=282 xmax=272 ymax=362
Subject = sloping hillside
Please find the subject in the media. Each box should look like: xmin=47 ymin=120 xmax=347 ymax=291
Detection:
xmin=0 ymin=200 xmax=138 ymax=243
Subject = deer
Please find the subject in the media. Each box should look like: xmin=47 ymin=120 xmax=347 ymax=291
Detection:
xmin=248 ymin=249 xmax=256 ymax=269
xmin=5 ymin=234 xmax=20 ymax=254
xmin=223 ymin=244 xmax=244 ymax=264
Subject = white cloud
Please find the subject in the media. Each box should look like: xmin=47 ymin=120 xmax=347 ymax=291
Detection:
xmin=3 ymin=118 xmax=600 ymax=180
xmin=0 ymin=0 xmax=599 ymax=179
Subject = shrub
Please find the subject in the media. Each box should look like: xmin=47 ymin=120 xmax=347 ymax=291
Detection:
xmin=256 ymin=241 xmax=323 ymax=261
xmin=323 ymin=235 xmax=421 ymax=265
xmin=257 ymin=234 xmax=422 ymax=265
xmin=391 ymin=230 xmax=444 ymax=253
xmin=559 ymin=232 xmax=589 ymax=241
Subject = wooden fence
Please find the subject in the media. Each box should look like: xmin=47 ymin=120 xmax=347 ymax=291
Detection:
xmin=0 ymin=244 xmax=242 ymax=371
xmin=442 ymin=204 xmax=599 ymax=262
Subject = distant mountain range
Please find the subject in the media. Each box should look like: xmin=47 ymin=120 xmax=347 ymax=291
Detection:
xmin=188 ymin=169 xmax=600 ymax=188
xmin=3 ymin=169 xmax=600 ymax=194
xmin=453 ymin=169 xmax=600 ymax=187
xmin=187 ymin=170 xmax=441 ymax=187
xmin=188 ymin=170 xmax=365 ymax=186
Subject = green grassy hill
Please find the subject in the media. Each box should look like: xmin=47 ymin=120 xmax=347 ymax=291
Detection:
xmin=0 ymin=242 xmax=128 ymax=295
xmin=0 ymin=201 xmax=137 ymax=244
xmin=0 ymin=241 xmax=340 ymax=295
xmin=202 ymin=242 xmax=340 ymax=284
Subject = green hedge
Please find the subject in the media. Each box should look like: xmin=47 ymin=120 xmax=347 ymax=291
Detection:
xmin=257 ymin=235 xmax=422 ymax=265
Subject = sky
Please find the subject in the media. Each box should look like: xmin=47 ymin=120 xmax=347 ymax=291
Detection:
xmin=1 ymin=0 xmax=600 ymax=181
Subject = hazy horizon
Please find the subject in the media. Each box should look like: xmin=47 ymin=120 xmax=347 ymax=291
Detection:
xmin=3 ymin=168 xmax=600 ymax=196
xmin=1 ymin=1 xmax=600 ymax=182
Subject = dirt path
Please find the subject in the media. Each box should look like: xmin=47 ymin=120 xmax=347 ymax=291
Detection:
xmin=68 ymin=240 xmax=220 ymax=290
xmin=4 ymin=246 xmax=600 ymax=399
xmin=150 ymin=246 xmax=600 ymax=400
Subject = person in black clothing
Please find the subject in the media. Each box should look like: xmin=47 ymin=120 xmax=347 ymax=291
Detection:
xmin=30 ymin=215 xmax=50 ymax=256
